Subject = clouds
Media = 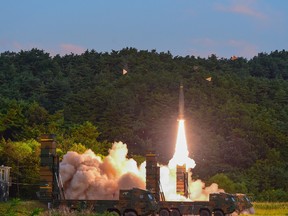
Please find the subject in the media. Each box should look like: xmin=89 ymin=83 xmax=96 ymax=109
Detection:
xmin=227 ymin=39 xmax=258 ymax=58
xmin=182 ymin=0 xmax=280 ymax=58
xmin=215 ymin=0 xmax=267 ymax=20
xmin=0 ymin=1 xmax=287 ymax=59
xmin=0 ymin=40 xmax=40 ymax=52
xmin=59 ymin=44 xmax=86 ymax=55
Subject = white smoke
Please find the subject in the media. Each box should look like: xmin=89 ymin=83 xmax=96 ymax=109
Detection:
xmin=60 ymin=141 xmax=223 ymax=201
xmin=60 ymin=142 xmax=145 ymax=200
xmin=159 ymin=163 xmax=223 ymax=201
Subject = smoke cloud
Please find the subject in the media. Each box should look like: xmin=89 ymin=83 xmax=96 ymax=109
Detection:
xmin=60 ymin=142 xmax=145 ymax=200
xmin=60 ymin=141 xmax=222 ymax=201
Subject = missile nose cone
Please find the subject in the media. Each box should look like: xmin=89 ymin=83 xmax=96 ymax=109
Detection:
xmin=179 ymin=84 xmax=184 ymax=120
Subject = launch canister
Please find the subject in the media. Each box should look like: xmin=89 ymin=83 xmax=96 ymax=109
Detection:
xmin=178 ymin=84 xmax=184 ymax=119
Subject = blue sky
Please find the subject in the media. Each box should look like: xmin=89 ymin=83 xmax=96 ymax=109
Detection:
xmin=1 ymin=0 xmax=287 ymax=59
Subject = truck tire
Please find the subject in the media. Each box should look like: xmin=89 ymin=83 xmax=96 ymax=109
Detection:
xmin=214 ymin=210 xmax=224 ymax=216
xmin=171 ymin=209 xmax=181 ymax=216
xmin=200 ymin=209 xmax=211 ymax=216
xmin=159 ymin=209 xmax=170 ymax=216
xmin=125 ymin=211 xmax=138 ymax=216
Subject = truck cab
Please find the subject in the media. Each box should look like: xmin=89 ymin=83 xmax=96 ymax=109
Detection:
xmin=157 ymin=192 xmax=237 ymax=216
xmin=115 ymin=188 xmax=159 ymax=216
xmin=233 ymin=193 xmax=254 ymax=214
xmin=208 ymin=192 xmax=237 ymax=215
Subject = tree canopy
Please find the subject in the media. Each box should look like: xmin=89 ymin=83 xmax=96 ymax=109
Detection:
xmin=0 ymin=48 xmax=288 ymax=200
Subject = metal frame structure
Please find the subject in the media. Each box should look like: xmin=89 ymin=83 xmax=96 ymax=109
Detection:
xmin=0 ymin=165 xmax=11 ymax=202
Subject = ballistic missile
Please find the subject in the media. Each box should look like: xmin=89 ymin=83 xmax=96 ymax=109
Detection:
xmin=178 ymin=84 xmax=185 ymax=120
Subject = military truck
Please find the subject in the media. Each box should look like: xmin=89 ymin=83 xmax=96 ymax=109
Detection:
xmin=38 ymin=135 xmax=159 ymax=216
xmin=158 ymin=192 xmax=237 ymax=216
xmin=63 ymin=187 xmax=158 ymax=216
xmin=146 ymin=152 xmax=253 ymax=216
xmin=38 ymin=135 xmax=252 ymax=216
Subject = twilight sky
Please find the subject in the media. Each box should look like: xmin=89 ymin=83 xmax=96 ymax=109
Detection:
xmin=1 ymin=0 xmax=287 ymax=59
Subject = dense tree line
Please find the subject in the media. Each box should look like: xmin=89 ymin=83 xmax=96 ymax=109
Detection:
xmin=0 ymin=48 xmax=288 ymax=201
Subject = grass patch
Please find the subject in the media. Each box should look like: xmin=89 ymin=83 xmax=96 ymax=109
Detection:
xmin=252 ymin=202 xmax=288 ymax=215
xmin=0 ymin=199 xmax=47 ymax=216
xmin=0 ymin=199 xmax=115 ymax=215
xmin=2 ymin=200 xmax=288 ymax=215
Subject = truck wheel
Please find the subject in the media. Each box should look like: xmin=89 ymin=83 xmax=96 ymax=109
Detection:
xmin=171 ymin=209 xmax=181 ymax=216
xmin=214 ymin=210 xmax=224 ymax=216
xmin=125 ymin=211 xmax=137 ymax=216
xmin=159 ymin=209 xmax=170 ymax=216
xmin=200 ymin=209 xmax=211 ymax=216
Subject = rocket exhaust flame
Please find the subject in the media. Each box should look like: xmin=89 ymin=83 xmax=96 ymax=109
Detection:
xmin=168 ymin=119 xmax=196 ymax=169
xmin=163 ymin=83 xmax=221 ymax=200
xmin=169 ymin=84 xmax=195 ymax=169
xmin=174 ymin=120 xmax=188 ymax=163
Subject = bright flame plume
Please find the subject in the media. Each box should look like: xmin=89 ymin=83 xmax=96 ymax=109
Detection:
xmin=168 ymin=119 xmax=196 ymax=170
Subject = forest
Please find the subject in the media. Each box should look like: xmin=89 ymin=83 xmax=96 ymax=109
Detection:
xmin=0 ymin=48 xmax=288 ymax=201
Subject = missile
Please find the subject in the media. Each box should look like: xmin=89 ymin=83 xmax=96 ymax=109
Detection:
xmin=178 ymin=84 xmax=185 ymax=120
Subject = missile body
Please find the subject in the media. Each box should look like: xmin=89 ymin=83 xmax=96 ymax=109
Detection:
xmin=178 ymin=84 xmax=185 ymax=120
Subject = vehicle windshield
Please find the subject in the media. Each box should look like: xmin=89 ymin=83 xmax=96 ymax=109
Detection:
xmin=147 ymin=193 xmax=157 ymax=204
xmin=148 ymin=194 xmax=154 ymax=200
xmin=244 ymin=196 xmax=251 ymax=202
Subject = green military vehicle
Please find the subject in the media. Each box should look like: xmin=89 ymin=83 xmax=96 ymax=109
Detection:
xmin=38 ymin=136 xmax=253 ymax=216
xmin=63 ymin=187 xmax=159 ymax=216
xmin=158 ymin=192 xmax=237 ymax=216
xmin=38 ymin=135 xmax=158 ymax=216
xmin=158 ymin=192 xmax=255 ymax=216
xmin=233 ymin=193 xmax=255 ymax=215
xmin=146 ymin=153 xmax=254 ymax=216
